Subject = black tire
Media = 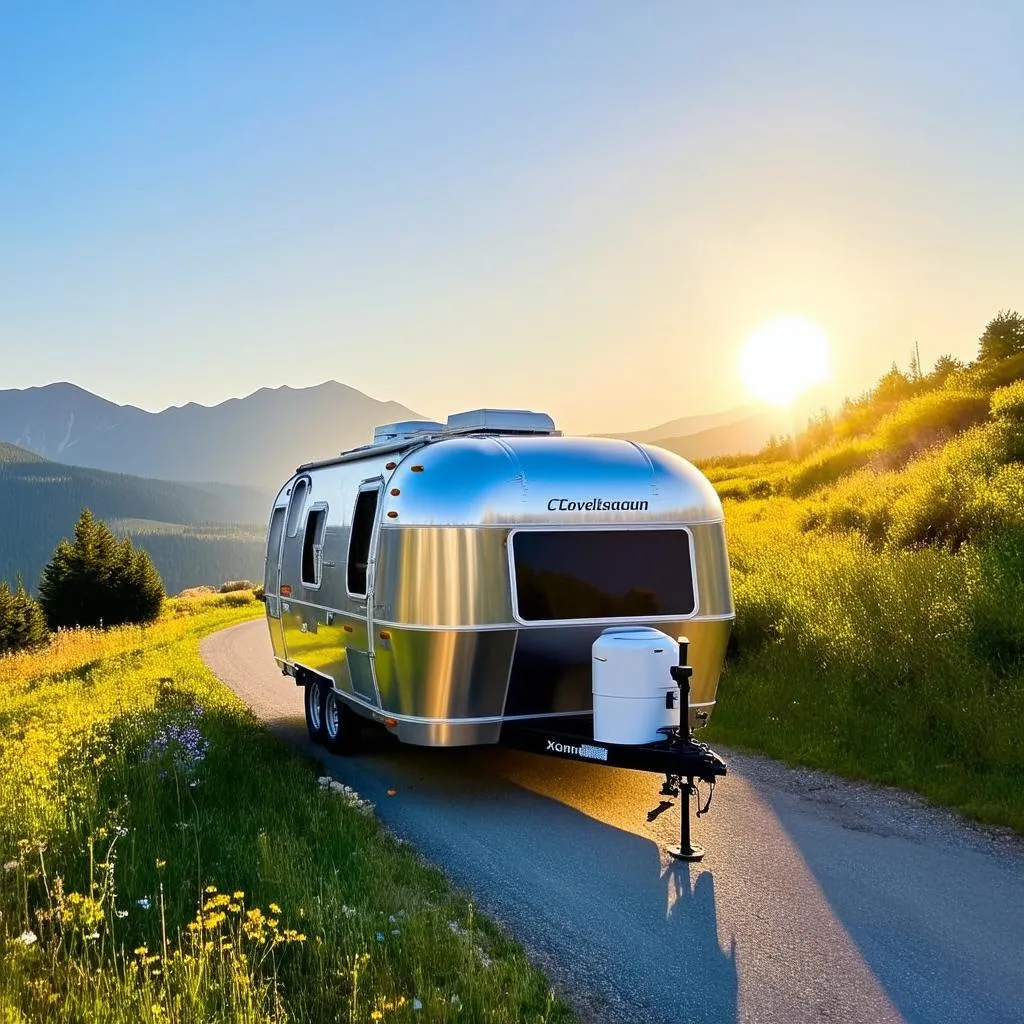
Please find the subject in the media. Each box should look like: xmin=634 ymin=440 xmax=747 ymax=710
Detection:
xmin=323 ymin=688 xmax=361 ymax=754
xmin=304 ymin=675 xmax=328 ymax=744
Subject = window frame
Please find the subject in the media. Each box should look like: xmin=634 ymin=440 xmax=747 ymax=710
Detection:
xmin=300 ymin=502 xmax=329 ymax=590
xmin=346 ymin=481 xmax=382 ymax=599
xmin=285 ymin=477 xmax=311 ymax=538
xmin=264 ymin=505 xmax=287 ymax=600
xmin=506 ymin=524 xmax=700 ymax=626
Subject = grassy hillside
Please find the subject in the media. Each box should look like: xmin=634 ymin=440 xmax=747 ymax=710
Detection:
xmin=0 ymin=445 xmax=268 ymax=594
xmin=702 ymin=345 xmax=1024 ymax=832
xmin=0 ymin=594 xmax=571 ymax=1023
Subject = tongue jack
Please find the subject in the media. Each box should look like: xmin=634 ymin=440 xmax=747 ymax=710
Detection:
xmin=665 ymin=636 xmax=706 ymax=862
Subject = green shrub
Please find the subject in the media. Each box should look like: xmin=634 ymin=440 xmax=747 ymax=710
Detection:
xmin=221 ymin=589 xmax=256 ymax=607
xmin=38 ymin=509 xmax=165 ymax=629
xmin=885 ymin=424 xmax=1024 ymax=549
xmin=874 ymin=389 xmax=989 ymax=454
xmin=990 ymin=380 xmax=1024 ymax=422
xmin=788 ymin=440 xmax=876 ymax=496
xmin=0 ymin=578 xmax=47 ymax=654
xmin=218 ymin=579 xmax=255 ymax=593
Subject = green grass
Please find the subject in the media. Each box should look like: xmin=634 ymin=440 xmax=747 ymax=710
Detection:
xmin=0 ymin=595 xmax=573 ymax=1023
xmin=706 ymin=499 xmax=1024 ymax=833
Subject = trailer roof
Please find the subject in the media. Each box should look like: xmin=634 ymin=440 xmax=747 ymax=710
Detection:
xmin=296 ymin=408 xmax=559 ymax=473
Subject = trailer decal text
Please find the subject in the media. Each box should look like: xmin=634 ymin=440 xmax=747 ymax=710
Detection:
xmin=547 ymin=498 xmax=649 ymax=512
xmin=546 ymin=739 xmax=609 ymax=762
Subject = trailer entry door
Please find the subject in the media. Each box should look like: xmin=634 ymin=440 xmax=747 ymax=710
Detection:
xmin=511 ymin=529 xmax=696 ymax=622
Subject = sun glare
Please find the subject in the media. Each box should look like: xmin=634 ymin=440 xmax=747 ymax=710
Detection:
xmin=738 ymin=316 xmax=831 ymax=406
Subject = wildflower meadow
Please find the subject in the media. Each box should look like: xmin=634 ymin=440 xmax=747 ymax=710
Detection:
xmin=0 ymin=591 xmax=571 ymax=1023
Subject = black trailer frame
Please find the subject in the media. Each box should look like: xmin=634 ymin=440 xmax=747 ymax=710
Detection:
xmin=497 ymin=638 xmax=727 ymax=861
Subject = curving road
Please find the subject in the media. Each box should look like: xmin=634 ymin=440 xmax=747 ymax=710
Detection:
xmin=202 ymin=620 xmax=1024 ymax=1024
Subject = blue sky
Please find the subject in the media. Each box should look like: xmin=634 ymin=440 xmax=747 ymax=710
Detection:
xmin=2 ymin=2 xmax=1022 ymax=433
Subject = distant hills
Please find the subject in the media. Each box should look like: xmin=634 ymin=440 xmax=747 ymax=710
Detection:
xmin=0 ymin=381 xmax=423 ymax=489
xmin=0 ymin=442 xmax=268 ymax=594
xmin=605 ymin=390 xmax=834 ymax=462
xmin=0 ymin=380 xmax=827 ymax=490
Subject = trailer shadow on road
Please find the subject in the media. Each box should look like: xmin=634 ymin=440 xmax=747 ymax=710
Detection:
xmin=256 ymin=706 xmax=738 ymax=1024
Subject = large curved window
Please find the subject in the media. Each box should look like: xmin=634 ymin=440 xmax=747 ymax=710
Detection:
xmin=511 ymin=529 xmax=695 ymax=622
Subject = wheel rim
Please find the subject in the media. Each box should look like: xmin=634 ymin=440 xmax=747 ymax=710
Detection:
xmin=308 ymin=681 xmax=322 ymax=731
xmin=325 ymin=692 xmax=340 ymax=739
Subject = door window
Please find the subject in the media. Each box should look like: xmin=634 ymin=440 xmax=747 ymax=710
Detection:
xmin=301 ymin=506 xmax=329 ymax=588
xmin=347 ymin=487 xmax=380 ymax=597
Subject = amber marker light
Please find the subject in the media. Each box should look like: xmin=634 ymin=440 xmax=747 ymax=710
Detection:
xmin=383 ymin=718 xmax=398 ymax=729
xmin=410 ymin=465 xmax=424 ymax=472
xmin=390 ymin=488 xmax=400 ymax=496
xmin=379 ymin=630 xmax=391 ymax=640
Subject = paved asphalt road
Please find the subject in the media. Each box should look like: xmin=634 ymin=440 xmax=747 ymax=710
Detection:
xmin=202 ymin=621 xmax=1024 ymax=1024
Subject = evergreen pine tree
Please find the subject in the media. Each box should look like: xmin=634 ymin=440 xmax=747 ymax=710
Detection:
xmin=39 ymin=509 xmax=165 ymax=629
xmin=0 ymin=576 xmax=47 ymax=654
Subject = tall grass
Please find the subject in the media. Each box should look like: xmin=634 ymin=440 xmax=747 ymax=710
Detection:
xmin=709 ymin=500 xmax=1024 ymax=831
xmin=0 ymin=596 xmax=571 ymax=1023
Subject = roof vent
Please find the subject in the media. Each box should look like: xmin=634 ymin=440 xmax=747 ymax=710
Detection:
xmin=445 ymin=408 xmax=556 ymax=434
xmin=372 ymin=420 xmax=444 ymax=445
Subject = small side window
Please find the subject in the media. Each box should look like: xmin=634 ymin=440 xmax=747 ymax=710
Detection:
xmin=347 ymin=487 xmax=380 ymax=596
xmin=301 ymin=506 xmax=328 ymax=588
xmin=286 ymin=479 xmax=310 ymax=537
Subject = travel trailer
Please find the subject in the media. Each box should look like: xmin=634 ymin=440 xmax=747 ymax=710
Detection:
xmin=262 ymin=408 xmax=732 ymax=859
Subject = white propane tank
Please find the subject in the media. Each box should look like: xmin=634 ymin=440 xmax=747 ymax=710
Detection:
xmin=592 ymin=627 xmax=681 ymax=745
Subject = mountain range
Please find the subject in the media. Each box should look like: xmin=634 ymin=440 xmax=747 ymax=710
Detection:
xmin=1 ymin=381 xmax=822 ymax=491
xmin=0 ymin=382 xmax=423 ymax=489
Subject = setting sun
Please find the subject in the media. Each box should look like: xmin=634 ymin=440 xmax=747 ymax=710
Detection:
xmin=738 ymin=315 xmax=831 ymax=406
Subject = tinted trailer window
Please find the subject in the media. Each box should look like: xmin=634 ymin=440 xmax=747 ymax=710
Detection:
xmin=512 ymin=529 xmax=695 ymax=622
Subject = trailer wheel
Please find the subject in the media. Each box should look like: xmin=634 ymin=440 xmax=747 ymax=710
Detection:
xmin=323 ymin=689 xmax=360 ymax=754
xmin=304 ymin=675 xmax=327 ymax=744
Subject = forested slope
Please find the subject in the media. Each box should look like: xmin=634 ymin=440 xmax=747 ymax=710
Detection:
xmin=0 ymin=444 xmax=267 ymax=593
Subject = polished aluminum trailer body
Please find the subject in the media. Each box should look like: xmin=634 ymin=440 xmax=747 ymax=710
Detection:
xmin=262 ymin=412 xmax=734 ymax=747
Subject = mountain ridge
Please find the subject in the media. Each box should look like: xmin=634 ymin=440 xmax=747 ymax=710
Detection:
xmin=0 ymin=381 xmax=424 ymax=489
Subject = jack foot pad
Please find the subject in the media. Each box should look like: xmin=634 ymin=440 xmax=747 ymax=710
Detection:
xmin=667 ymin=843 xmax=705 ymax=862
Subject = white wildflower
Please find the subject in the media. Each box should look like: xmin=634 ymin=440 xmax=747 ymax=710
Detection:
xmin=19 ymin=930 xmax=37 ymax=946
xmin=116 ymin=909 xmax=129 ymax=919
xmin=318 ymin=776 xmax=331 ymax=788
xmin=85 ymin=931 xmax=100 ymax=941
xmin=329 ymin=781 xmax=344 ymax=794
xmin=3 ymin=860 xmax=19 ymax=873
xmin=137 ymin=897 xmax=151 ymax=910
